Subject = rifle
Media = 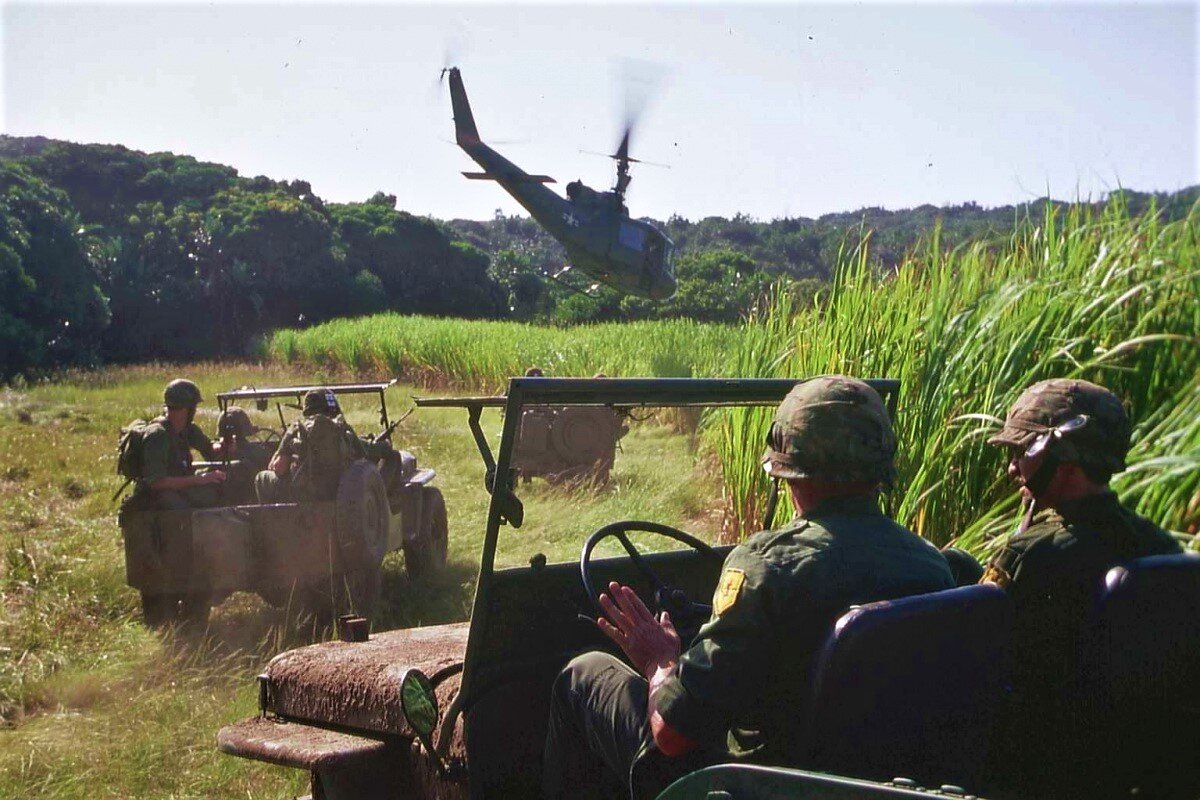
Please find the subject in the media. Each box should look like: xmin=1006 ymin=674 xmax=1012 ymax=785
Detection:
xmin=370 ymin=408 xmax=414 ymax=445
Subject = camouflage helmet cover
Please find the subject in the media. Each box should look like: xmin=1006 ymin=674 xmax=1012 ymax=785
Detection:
xmin=217 ymin=406 xmax=257 ymax=438
xmin=163 ymin=378 xmax=203 ymax=408
xmin=762 ymin=375 xmax=897 ymax=484
xmin=988 ymin=378 xmax=1130 ymax=472
xmin=302 ymin=388 xmax=340 ymax=417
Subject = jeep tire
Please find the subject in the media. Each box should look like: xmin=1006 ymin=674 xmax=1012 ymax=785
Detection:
xmin=335 ymin=459 xmax=390 ymax=572
xmin=404 ymin=487 xmax=448 ymax=579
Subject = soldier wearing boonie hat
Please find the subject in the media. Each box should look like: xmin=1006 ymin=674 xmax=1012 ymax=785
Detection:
xmin=541 ymin=376 xmax=952 ymax=799
xmin=977 ymin=378 xmax=1180 ymax=797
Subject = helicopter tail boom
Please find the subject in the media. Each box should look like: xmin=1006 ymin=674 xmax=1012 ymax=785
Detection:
xmin=448 ymin=68 xmax=481 ymax=146
xmin=463 ymin=171 xmax=556 ymax=184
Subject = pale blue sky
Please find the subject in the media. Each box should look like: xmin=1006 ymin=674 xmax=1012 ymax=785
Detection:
xmin=2 ymin=2 xmax=1196 ymax=221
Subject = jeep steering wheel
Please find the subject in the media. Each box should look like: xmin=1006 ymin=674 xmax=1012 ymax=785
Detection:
xmin=581 ymin=521 xmax=724 ymax=628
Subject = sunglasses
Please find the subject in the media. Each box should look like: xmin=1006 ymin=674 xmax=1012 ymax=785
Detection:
xmin=1025 ymin=414 xmax=1090 ymax=459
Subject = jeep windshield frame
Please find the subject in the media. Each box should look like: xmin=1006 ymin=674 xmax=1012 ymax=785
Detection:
xmin=216 ymin=380 xmax=399 ymax=430
xmin=414 ymin=376 xmax=900 ymax=725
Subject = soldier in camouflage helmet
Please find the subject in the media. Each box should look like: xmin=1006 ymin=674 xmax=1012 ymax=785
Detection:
xmin=979 ymin=378 xmax=1180 ymax=797
xmin=542 ymin=376 xmax=953 ymax=799
xmin=255 ymin=388 xmax=366 ymax=504
xmin=138 ymin=379 xmax=227 ymax=510
xmin=213 ymin=406 xmax=271 ymax=505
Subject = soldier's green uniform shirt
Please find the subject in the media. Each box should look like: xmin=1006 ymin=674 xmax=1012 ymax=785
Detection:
xmin=653 ymin=494 xmax=954 ymax=763
xmin=139 ymin=416 xmax=215 ymax=485
xmin=982 ymin=491 xmax=1180 ymax=711
xmin=274 ymin=415 xmax=365 ymax=461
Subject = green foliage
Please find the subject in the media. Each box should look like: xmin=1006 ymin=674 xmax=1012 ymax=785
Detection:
xmin=266 ymin=314 xmax=741 ymax=389
xmin=2 ymin=134 xmax=1198 ymax=375
xmin=0 ymin=138 xmax=509 ymax=369
xmin=328 ymin=198 xmax=505 ymax=318
xmin=716 ymin=198 xmax=1200 ymax=548
xmin=0 ymin=163 xmax=109 ymax=377
xmin=622 ymin=249 xmax=774 ymax=323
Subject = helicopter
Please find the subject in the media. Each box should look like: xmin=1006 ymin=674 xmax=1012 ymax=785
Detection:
xmin=446 ymin=67 xmax=677 ymax=300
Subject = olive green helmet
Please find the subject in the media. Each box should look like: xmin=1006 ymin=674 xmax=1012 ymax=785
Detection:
xmin=988 ymin=378 xmax=1130 ymax=473
xmin=217 ymin=406 xmax=257 ymax=438
xmin=163 ymin=378 xmax=203 ymax=408
xmin=762 ymin=375 xmax=896 ymax=484
xmin=302 ymin=388 xmax=340 ymax=417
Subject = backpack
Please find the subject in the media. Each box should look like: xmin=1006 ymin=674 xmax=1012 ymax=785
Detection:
xmin=295 ymin=414 xmax=357 ymax=498
xmin=117 ymin=419 xmax=157 ymax=480
xmin=113 ymin=418 xmax=158 ymax=502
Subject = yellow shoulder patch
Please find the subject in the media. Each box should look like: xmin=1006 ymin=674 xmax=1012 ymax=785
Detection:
xmin=714 ymin=568 xmax=746 ymax=616
xmin=981 ymin=563 xmax=1012 ymax=589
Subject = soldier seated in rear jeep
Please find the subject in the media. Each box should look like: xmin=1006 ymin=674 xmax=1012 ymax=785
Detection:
xmin=255 ymin=388 xmax=366 ymax=505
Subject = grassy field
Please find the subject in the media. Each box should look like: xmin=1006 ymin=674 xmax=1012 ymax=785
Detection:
xmin=0 ymin=363 xmax=723 ymax=798
xmin=265 ymin=316 xmax=744 ymax=389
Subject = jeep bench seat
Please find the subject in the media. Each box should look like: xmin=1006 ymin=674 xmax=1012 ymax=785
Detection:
xmin=807 ymin=584 xmax=1013 ymax=790
xmin=218 ymin=620 xmax=469 ymax=772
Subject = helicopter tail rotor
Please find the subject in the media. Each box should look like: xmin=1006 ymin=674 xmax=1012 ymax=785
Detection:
xmin=446 ymin=67 xmax=481 ymax=146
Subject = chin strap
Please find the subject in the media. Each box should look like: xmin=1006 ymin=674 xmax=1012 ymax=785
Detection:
xmin=763 ymin=476 xmax=782 ymax=529
xmin=1018 ymin=451 xmax=1060 ymax=533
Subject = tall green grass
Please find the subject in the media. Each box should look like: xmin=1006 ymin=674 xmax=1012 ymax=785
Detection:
xmin=266 ymin=316 xmax=742 ymax=389
xmin=717 ymin=199 xmax=1200 ymax=550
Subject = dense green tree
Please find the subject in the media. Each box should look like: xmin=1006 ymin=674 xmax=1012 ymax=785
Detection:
xmin=208 ymin=187 xmax=344 ymax=329
xmin=329 ymin=199 xmax=506 ymax=318
xmin=0 ymin=163 xmax=109 ymax=376
xmin=622 ymin=250 xmax=773 ymax=323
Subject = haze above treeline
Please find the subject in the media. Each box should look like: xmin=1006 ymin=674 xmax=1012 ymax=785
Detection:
xmin=2 ymin=135 xmax=1196 ymax=380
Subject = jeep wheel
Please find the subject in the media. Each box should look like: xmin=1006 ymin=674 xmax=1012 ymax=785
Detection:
xmin=404 ymin=487 xmax=448 ymax=579
xmin=336 ymin=460 xmax=390 ymax=572
xmin=141 ymin=592 xmax=179 ymax=627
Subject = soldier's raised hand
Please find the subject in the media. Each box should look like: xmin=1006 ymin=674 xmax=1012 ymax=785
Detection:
xmin=596 ymin=582 xmax=681 ymax=679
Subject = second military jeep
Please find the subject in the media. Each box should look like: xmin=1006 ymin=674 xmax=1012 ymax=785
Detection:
xmin=119 ymin=381 xmax=448 ymax=627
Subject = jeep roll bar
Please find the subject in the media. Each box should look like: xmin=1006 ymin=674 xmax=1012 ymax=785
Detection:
xmin=217 ymin=380 xmax=399 ymax=430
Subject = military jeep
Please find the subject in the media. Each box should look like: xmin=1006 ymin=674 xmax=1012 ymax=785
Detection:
xmin=216 ymin=377 xmax=1200 ymax=799
xmin=119 ymin=381 xmax=448 ymax=627
xmin=513 ymin=403 xmax=628 ymax=484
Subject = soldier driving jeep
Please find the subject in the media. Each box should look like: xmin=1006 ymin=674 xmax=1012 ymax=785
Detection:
xmin=542 ymin=376 xmax=954 ymax=799
xmin=212 ymin=406 xmax=273 ymax=505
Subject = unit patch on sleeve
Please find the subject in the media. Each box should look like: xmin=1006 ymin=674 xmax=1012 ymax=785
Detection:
xmin=980 ymin=563 xmax=1012 ymax=589
xmin=713 ymin=568 xmax=746 ymax=616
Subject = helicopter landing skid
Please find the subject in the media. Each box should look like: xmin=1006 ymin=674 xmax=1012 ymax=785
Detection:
xmin=548 ymin=266 xmax=602 ymax=298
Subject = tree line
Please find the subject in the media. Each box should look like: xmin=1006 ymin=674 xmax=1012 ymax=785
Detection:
xmin=1 ymin=134 xmax=1195 ymax=379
